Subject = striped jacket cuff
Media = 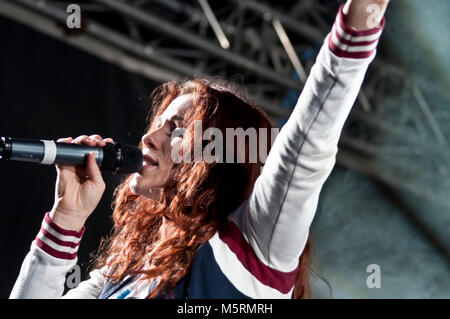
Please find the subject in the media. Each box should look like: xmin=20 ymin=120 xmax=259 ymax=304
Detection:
xmin=35 ymin=212 xmax=85 ymax=260
xmin=329 ymin=4 xmax=385 ymax=59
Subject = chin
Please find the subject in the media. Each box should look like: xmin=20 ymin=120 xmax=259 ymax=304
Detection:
xmin=129 ymin=173 xmax=146 ymax=196
xmin=129 ymin=183 xmax=139 ymax=196
xmin=129 ymin=173 xmax=161 ymax=198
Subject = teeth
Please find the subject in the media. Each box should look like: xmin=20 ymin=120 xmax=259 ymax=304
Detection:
xmin=143 ymin=159 xmax=155 ymax=166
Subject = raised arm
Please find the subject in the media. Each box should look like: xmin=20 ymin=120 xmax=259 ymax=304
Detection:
xmin=229 ymin=1 xmax=389 ymax=273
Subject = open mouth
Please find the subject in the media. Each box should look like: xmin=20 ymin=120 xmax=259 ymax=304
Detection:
xmin=142 ymin=153 xmax=159 ymax=167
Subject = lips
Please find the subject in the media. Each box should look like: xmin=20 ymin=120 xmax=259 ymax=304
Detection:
xmin=142 ymin=153 xmax=158 ymax=167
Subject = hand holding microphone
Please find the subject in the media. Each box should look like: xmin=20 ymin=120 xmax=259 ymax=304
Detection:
xmin=50 ymin=135 xmax=111 ymax=231
xmin=0 ymin=134 xmax=143 ymax=231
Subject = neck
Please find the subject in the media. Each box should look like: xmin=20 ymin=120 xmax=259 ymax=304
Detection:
xmin=159 ymin=216 xmax=177 ymax=241
xmin=147 ymin=187 xmax=163 ymax=202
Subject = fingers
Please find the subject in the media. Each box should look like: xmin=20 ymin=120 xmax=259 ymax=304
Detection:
xmin=55 ymin=135 xmax=113 ymax=174
xmin=72 ymin=135 xmax=103 ymax=147
xmin=68 ymin=134 xmax=115 ymax=147
xmin=57 ymin=137 xmax=73 ymax=143
xmin=85 ymin=152 xmax=105 ymax=187
xmin=89 ymin=134 xmax=106 ymax=146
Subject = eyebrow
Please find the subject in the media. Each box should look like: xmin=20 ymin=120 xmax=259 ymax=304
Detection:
xmin=164 ymin=115 xmax=183 ymax=130
xmin=153 ymin=114 xmax=183 ymax=133
xmin=155 ymin=114 xmax=183 ymax=125
xmin=166 ymin=115 xmax=184 ymax=128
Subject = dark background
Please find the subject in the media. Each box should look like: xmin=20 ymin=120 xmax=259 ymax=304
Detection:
xmin=1 ymin=0 xmax=449 ymax=299
xmin=0 ymin=15 xmax=158 ymax=298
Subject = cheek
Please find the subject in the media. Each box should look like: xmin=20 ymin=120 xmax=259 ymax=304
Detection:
xmin=170 ymin=137 xmax=182 ymax=148
xmin=161 ymin=139 xmax=176 ymax=166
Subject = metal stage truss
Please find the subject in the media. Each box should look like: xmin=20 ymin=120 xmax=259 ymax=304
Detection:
xmin=1 ymin=0 xmax=449 ymax=261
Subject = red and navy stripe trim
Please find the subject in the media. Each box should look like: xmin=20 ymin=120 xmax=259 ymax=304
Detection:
xmin=218 ymin=221 xmax=299 ymax=294
xmin=35 ymin=212 xmax=85 ymax=260
xmin=329 ymin=4 xmax=385 ymax=59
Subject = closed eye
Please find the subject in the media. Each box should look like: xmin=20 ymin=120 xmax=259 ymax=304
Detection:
xmin=167 ymin=121 xmax=187 ymax=139
xmin=166 ymin=120 xmax=177 ymax=136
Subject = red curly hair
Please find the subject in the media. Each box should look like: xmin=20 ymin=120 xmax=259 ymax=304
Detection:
xmin=92 ymin=78 xmax=312 ymax=298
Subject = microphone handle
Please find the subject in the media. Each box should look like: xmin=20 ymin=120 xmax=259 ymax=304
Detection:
xmin=1 ymin=137 xmax=103 ymax=166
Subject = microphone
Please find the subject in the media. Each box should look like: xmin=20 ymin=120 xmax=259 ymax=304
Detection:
xmin=0 ymin=137 xmax=143 ymax=174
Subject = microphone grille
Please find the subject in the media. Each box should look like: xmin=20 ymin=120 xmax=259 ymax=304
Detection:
xmin=101 ymin=143 xmax=143 ymax=174
xmin=119 ymin=144 xmax=144 ymax=174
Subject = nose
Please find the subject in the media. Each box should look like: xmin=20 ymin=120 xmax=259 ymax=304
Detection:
xmin=141 ymin=129 xmax=163 ymax=151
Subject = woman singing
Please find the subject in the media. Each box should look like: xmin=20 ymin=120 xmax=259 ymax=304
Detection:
xmin=10 ymin=0 xmax=389 ymax=299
